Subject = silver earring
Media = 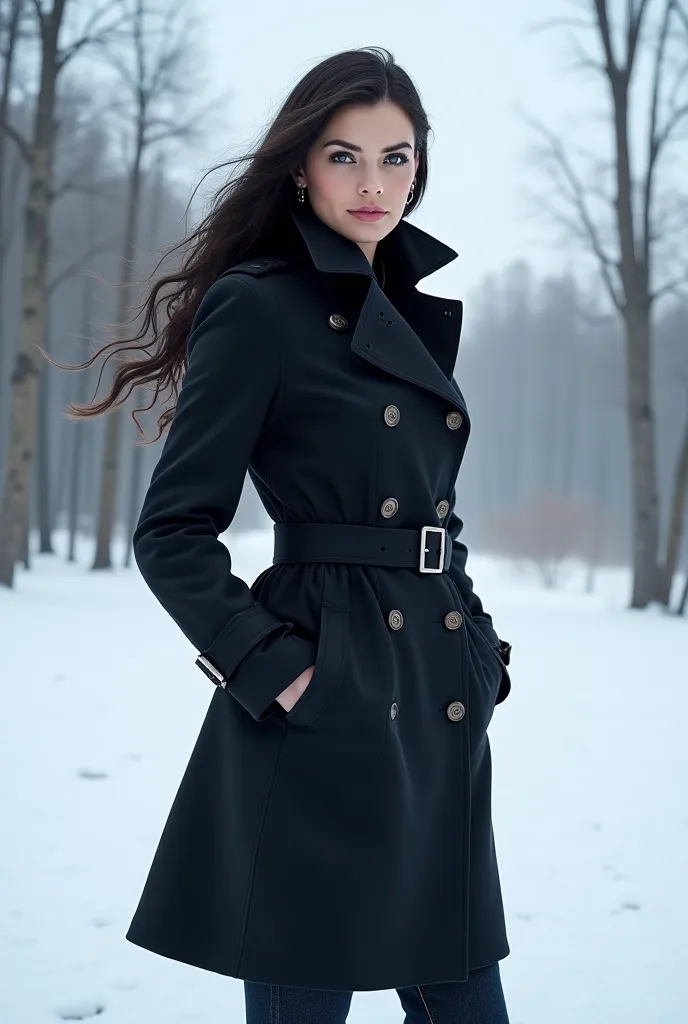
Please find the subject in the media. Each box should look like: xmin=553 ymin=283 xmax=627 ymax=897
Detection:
xmin=297 ymin=184 xmax=306 ymax=203
xmin=406 ymin=181 xmax=415 ymax=205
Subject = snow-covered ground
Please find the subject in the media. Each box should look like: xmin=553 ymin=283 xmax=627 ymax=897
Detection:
xmin=1 ymin=526 xmax=686 ymax=1024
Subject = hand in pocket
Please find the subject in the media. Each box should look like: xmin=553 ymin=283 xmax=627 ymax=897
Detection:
xmin=276 ymin=664 xmax=314 ymax=712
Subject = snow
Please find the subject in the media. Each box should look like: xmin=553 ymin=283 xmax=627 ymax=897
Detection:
xmin=1 ymin=527 xmax=686 ymax=1024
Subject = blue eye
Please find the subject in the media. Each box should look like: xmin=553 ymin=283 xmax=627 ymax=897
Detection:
xmin=329 ymin=151 xmax=410 ymax=165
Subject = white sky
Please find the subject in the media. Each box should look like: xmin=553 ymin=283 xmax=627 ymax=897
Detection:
xmin=183 ymin=0 xmax=612 ymax=297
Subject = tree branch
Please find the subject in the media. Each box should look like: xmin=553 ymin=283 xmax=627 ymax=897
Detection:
xmin=594 ymin=0 xmax=620 ymax=74
xmin=0 ymin=117 xmax=32 ymax=164
xmin=523 ymin=113 xmax=624 ymax=311
xmin=650 ymin=270 xmax=688 ymax=304
xmin=56 ymin=2 xmax=129 ymax=74
xmin=643 ymin=0 xmax=673 ymax=266
xmin=49 ymin=235 xmax=120 ymax=293
xmin=627 ymin=0 xmax=652 ymax=67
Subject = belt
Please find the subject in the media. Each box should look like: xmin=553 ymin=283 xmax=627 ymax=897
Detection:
xmin=273 ymin=522 xmax=452 ymax=574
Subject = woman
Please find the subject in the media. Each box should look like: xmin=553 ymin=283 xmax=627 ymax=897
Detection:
xmin=65 ymin=45 xmax=513 ymax=1024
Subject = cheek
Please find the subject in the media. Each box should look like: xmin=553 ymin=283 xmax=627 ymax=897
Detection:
xmin=307 ymin=162 xmax=346 ymax=201
xmin=395 ymin=171 xmax=414 ymax=193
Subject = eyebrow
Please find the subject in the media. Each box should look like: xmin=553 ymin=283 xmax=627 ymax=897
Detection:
xmin=321 ymin=138 xmax=413 ymax=153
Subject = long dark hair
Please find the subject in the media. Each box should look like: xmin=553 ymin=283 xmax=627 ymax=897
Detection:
xmin=52 ymin=46 xmax=432 ymax=442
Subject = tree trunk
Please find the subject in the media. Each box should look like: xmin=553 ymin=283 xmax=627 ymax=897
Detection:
xmin=676 ymin=572 xmax=688 ymax=616
xmin=0 ymin=7 xmax=62 ymax=587
xmin=91 ymin=123 xmax=145 ymax=570
xmin=92 ymin=402 xmax=123 ymax=568
xmin=36 ymin=359 xmax=54 ymax=553
xmin=67 ymin=273 xmax=95 ymax=562
xmin=624 ymin=306 xmax=660 ymax=608
xmin=0 ymin=0 xmax=24 ymax=452
xmin=123 ymin=395 xmax=145 ymax=568
xmin=656 ymin=404 xmax=688 ymax=607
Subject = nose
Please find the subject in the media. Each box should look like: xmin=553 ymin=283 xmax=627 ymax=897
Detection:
xmin=359 ymin=175 xmax=383 ymax=196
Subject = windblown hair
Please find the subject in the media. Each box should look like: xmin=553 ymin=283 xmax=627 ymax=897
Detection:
xmin=50 ymin=46 xmax=432 ymax=442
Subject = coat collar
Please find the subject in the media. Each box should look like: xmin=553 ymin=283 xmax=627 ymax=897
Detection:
xmin=289 ymin=198 xmax=459 ymax=290
xmin=287 ymin=198 xmax=467 ymax=416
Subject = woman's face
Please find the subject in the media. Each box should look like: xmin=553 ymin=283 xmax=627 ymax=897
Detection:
xmin=294 ymin=100 xmax=420 ymax=265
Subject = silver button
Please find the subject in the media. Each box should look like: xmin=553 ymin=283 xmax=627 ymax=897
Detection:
xmin=436 ymin=499 xmax=450 ymax=519
xmin=388 ymin=609 xmax=403 ymax=630
xmin=383 ymin=404 xmax=400 ymax=427
xmin=390 ymin=702 xmax=399 ymax=720
xmin=380 ymin=497 xmax=398 ymax=518
xmin=328 ymin=313 xmax=348 ymax=331
xmin=446 ymin=410 xmax=463 ymax=429
xmin=446 ymin=700 xmax=465 ymax=722
xmin=444 ymin=611 xmax=463 ymax=630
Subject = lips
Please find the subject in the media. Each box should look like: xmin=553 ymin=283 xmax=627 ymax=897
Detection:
xmin=349 ymin=209 xmax=387 ymax=221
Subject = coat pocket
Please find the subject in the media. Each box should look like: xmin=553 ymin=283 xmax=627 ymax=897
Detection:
xmin=464 ymin=612 xmax=512 ymax=706
xmin=285 ymin=586 xmax=349 ymax=729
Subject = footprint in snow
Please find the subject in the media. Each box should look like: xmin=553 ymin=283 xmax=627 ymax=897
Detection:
xmin=54 ymin=1000 xmax=105 ymax=1020
xmin=611 ymin=901 xmax=641 ymax=915
xmin=76 ymin=768 xmax=109 ymax=780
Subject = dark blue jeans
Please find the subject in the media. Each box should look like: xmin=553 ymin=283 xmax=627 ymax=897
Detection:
xmin=244 ymin=961 xmax=510 ymax=1023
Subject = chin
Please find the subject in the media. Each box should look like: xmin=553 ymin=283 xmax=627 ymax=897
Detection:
xmin=343 ymin=216 xmax=394 ymax=238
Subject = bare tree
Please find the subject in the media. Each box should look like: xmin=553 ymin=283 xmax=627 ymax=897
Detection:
xmin=0 ymin=0 xmax=29 ymax=444
xmin=89 ymin=0 xmax=214 ymax=571
xmin=524 ymin=0 xmax=688 ymax=608
xmin=657 ymin=379 xmax=688 ymax=602
xmin=0 ymin=0 xmax=25 ymax=254
xmin=123 ymin=147 xmax=166 ymax=569
xmin=0 ymin=0 xmax=126 ymax=588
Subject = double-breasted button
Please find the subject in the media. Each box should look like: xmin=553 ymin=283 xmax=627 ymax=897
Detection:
xmin=388 ymin=609 xmax=403 ymax=630
xmin=436 ymin=499 xmax=450 ymax=519
xmin=446 ymin=700 xmax=465 ymax=722
xmin=390 ymin=702 xmax=399 ymax=720
xmin=380 ymin=497 xmax=398 ymax=518
xmin=446 ymin=410 xmax=463 ymax=430
xmin=444 ymin=610 xmax=463 ymax=630
xmin=383 ymin=404 xmax=400 ymax=426
xmin=328 ymin=313 xmax=348 ymax=331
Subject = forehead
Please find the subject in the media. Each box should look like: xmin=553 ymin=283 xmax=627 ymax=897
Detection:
xmin=320 ymin=101 xmax=415 ymax=147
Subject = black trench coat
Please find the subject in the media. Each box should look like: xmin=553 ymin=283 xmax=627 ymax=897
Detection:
xmin=125 ymin=197 xmax=513 ymax=992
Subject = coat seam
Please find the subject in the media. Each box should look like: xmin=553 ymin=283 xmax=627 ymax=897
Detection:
xmin=235 ymin=724 xmax=288 ymax=975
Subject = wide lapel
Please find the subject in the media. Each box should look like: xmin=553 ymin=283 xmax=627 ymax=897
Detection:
xmin=290 ymin=201 xmax=467 ymax=414
xmin=355 ymin=277 xmax=469 ymax=409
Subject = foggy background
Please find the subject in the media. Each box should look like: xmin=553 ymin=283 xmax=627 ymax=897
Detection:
xmin=1 ymin=0 xmax=686 ymax=597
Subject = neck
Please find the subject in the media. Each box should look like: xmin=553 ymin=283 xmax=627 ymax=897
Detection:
xmin=356 ymin=241 xmax=377 ymax=265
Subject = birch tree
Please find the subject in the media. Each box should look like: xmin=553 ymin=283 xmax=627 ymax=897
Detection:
xmin=526 ymin=0 xmax=688 ymax=608
xmin=0 ymin=0 xmax=124 ymax=587
xmin=89 ymin=0 xmax=213 ymax=570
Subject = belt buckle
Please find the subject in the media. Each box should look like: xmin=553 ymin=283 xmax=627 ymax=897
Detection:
xmin=419 ymin=525 xmax=446 ymax=574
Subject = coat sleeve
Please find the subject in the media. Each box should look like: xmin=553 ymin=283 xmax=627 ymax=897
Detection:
xmin=132 ymin=273 xmax=317 ymax=722
xmin=445 ymin=487 xmax=512 ymax=704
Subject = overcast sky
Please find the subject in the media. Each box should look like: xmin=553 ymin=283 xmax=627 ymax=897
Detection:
xmin=184 ymin=1 xmax=623 ymax=299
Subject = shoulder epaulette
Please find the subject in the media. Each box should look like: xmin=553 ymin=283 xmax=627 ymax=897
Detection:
xmin=217 ymin=257 xmax=289 ymax=280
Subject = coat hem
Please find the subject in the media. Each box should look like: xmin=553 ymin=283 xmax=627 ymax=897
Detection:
xmin=124 ymin=930 xmax=510 ymax=991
